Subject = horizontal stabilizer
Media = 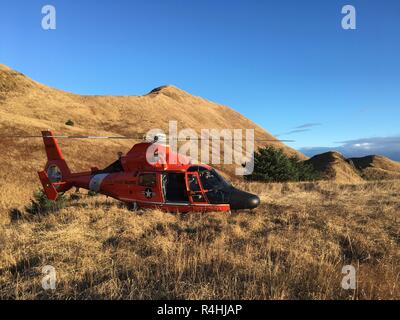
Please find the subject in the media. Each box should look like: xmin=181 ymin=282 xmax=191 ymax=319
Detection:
xmin=38 ymin=170 xmax=58 ymax=201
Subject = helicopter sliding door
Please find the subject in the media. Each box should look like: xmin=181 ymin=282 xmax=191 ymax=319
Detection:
xmin=186 ymin=172 xmax=208 ymax=204
xmin=162 ymin=173 xmax=189 ymax=203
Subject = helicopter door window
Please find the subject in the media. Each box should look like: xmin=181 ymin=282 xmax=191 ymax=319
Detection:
xmin=188 ymin=174 xmax=201 ymax=192
xmin=139 ymin=173 xmax=156 ymax=187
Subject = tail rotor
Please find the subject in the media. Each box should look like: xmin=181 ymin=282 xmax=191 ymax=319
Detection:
xmin=38 ymin=130 xmax=72 ymax=200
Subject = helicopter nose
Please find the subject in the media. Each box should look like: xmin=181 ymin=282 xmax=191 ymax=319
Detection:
xmin=229 ymin=188 xmax=260 ymax=210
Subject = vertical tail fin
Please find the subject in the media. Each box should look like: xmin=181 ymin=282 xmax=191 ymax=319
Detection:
xmin=38 ymin=131 xmax=72 ymax=199
xmin=41 ymin=130 xmax=71 ymax=177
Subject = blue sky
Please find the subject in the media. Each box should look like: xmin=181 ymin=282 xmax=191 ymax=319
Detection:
xmin=1 ymin=0 xmax=399 ymax=159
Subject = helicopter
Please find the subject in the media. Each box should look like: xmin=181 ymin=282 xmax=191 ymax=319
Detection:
xmin=37 ymin=130 xmax=261 ymax=212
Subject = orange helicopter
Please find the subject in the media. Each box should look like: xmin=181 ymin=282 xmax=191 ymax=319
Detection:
xmin=37 ymin=130 xmax=261 ymax=212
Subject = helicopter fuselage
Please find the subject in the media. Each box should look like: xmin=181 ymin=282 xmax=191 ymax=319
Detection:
xmin=38 ymin=131 xmax=260 ymax=212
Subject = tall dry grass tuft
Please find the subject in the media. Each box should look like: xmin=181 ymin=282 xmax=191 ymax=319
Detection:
xmin=0 ymin=180 xmax=399 ymax=299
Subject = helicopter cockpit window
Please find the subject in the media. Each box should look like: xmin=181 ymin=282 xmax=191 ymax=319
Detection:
xmin=187 ymin=166 xmax=208 ymax=173
xmin=187 ymin=174 xmax=201 ymax=191
xmin=139 ymin=173 xmax=156 ymax=187
xmin=199 ymin=169 xmax=231 ymax=190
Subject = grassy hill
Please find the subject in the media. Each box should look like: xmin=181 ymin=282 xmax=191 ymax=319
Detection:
xmin=350 ymin=155 xmax=400 ymax=180
xmin=306 ymin=152 xmax=400 ymax=183
xmin=0 ymin=63 xmax=303 ymax=180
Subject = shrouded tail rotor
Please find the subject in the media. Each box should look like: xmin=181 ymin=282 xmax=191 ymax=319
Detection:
xmin=38 ymin=130 xmax=72 ymax=200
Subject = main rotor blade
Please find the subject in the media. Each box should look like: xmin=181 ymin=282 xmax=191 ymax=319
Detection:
xmin=0 ymin=135 xmax=295 ymax=142
xmin=0 ymin=135 xmax=143 ymax=140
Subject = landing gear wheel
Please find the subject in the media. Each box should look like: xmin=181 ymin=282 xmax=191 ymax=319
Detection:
xmin=127 ymin=202 xmax=139 ymax=211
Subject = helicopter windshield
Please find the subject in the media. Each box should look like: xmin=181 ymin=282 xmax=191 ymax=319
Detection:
xmin=199 ymin=169 xmax=231 ymax=190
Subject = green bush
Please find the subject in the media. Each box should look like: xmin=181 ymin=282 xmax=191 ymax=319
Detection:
xmin=87 ymin=190 xmax=98 ymax=197
xmin=25 ymin=190 xmax=66 ymax=215
xmin=65 ymin=119 xmax=74 ymax=126
xmin=245 ymin=146 xmax=321 ymax=182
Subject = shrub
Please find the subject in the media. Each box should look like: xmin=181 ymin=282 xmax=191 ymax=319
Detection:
xmin=87 ymin=190 xmax=98 ymax=197
xmin=9 ymin=208 xmax=24 ymax=222
xmin=65 ymin=119 xmax=74 ymax=126
xmin=25 ymin=190 xmax=66 ymax=215
xmin=245 ymin=146 xmax=321 ymax=182
xmin=69 ymin=193 xmax=81 ymax=201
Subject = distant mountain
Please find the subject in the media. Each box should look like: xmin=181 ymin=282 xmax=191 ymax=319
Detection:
xmin=349 ymin=155 xmax=400 ymax=180
xmin=306 ymin=151 xmax=400 ymax=182
xmin=300 ymin=143 xmax=400 ymax=162
xmin=305 ymin=152 xmax=364 ymax=183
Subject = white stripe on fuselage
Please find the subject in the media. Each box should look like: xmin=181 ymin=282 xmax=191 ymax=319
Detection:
xmin=89 ymin=173 xmax=109 ymax=192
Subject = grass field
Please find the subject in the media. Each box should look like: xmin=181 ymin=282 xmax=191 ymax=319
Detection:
xmin=0 ymin=64 xmax=399 ymax=300
xmin=0 ymin=179 xmax=398 ymax=299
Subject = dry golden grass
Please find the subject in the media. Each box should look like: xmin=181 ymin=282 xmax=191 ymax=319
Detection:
xmin=0 ymin=180 xmax=399 ymax=300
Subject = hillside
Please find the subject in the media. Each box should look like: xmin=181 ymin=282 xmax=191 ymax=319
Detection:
xmin=3 ymin=64 xmax=400 ymax=187
xmin=349 ymin=155 xmax=400 ymax=180
xmin=0 ymin=64 xmax=303 ymax=179
xmin=305 ymin=151 xmax=400 ymax=183
xmin=305 ymin=151 xmax=364 ymax=183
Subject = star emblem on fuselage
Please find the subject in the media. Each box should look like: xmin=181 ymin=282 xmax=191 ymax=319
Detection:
xmin=144 ymin=188 xmax=153 ymax=199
